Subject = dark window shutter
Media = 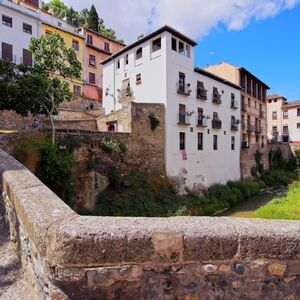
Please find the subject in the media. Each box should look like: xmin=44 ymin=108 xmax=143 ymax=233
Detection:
xmin=23 ymin=49 xmax=32 ymax=66
xmin=2 ymin=43 xmax=13 ymax=62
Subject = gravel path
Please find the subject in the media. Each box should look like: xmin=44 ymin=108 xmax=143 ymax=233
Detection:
xmin=0 ymin=195 xmax=38 ymax=300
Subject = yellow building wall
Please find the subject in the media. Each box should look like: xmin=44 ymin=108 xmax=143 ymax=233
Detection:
xmin=41 ymin=23 xmax=85 ymax=94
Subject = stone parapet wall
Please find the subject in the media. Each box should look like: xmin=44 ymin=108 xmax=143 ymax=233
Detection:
xmin=1 ymin=149 xmax=300 ymax=299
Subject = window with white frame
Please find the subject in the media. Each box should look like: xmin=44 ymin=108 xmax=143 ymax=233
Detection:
xmin=152 ymin=38 xmax=161 ymax=52
xmin=136 ymin=47 xmax=143 ymax=60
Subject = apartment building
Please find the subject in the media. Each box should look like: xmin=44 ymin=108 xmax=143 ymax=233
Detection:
xmin=78 ymin=28 xmax=125 ymax=102
xmin=102 ymin=26 xmax=241 ymax=190
xmin=40 ymin=11 xmax=86 ymax=95
xmin=267 ymin=94 xmax=300 ymax=144
xmin=205 ymin=62 xmax=270 ymax=178
xmin=0 ymin=0 xmax=41 ymax=66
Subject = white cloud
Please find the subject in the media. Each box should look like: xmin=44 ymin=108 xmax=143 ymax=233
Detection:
xmin=63 ymin=0 xmax=300 ymax=43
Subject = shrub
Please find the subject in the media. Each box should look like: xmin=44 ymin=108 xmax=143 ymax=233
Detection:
xmin=108 ymin=166 xmax=123 ymax=189
xmin=148 ymin=112 xmax=160 ymax=131
xmin=99 ymin=137 xmax=127 ymax=154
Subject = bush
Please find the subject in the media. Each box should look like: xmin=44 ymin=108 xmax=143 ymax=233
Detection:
xmin=99 ymin=137 xmax=127 ymax=154
xmin=148 ymin=112 xmax=160 ymax=130
xmin=260 ymin=170 xmax=297 ymax=187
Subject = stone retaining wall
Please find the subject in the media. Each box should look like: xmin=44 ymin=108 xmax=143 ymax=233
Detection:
xmin=1 ymin=149 xmax=300 ymax=299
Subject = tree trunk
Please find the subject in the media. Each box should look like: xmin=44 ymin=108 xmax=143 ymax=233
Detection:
xmin=49 ymin=114 xmax=56 ymax=144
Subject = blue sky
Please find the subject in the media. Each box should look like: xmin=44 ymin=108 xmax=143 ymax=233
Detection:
xmin=65 ymin=0 xmax=300 ymax=99
xmin=196 ymin=5 xmax=300 ymax=99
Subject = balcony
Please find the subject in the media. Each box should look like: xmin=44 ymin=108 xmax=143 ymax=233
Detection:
xmin=231 ymin=99 xmax=239 ymax=109
xmin=255 ymin=126 xmax=263 ymax=134
xmin=212 ymin=118 xmax=222 ymax=129
xmin=212 ymin=93 xmax=222 ymax=104
xmin=259 ymin=110 xmax=264 ymax=118
xmin=196 ymin=88 xmax=208 ymax=100
xmin=242 ymin=141 xmax=249 ymax=149
xmin=178 ymin=112 xmax=191 ymax=125
xmin=177 ymin=83 xmax=191 ymax=96
xmin=241 ymin=103 xmax=247 ymax=112
xmin=247 ymin=124 xmax=256 ymax=133
xmin=197 ymin=116 xmax=208 ymax=127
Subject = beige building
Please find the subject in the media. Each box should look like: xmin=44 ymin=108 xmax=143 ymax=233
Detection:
xmin=267 ymin=94 xmax=300 ymax=144
xmin=205 ymin=62 xmax=270 ymax=178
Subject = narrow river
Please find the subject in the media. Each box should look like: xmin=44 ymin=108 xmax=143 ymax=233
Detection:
xmin=219 ymin=188 xmax=285 ymax=218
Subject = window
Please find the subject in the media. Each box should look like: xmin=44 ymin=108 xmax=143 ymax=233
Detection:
xmin=198 ymin=133 xmax=203 ymax=150
xmin=178 ymin=104 xmax=186 ymax=124
xmin=248 ymin=98 xmax=251 ymax=107
xmin=57 ymin=22 xmax=62 ymax=27
xmin=186 ymin=45 xmax=191 ymax=57
xmin=72 ymin=40 xmax=79 ymax=51
xmin=152 ymin=38 xmax=161 ymax=52
xmin=23 ymin=49 xmax=32 ymax=66
xmin=197 ymin=81 xmax=207 ymax=99
xmin=1 ymin=42 xmax=13 ymax=62
xmin=89 ymin=54 xmax=96 ymax=66
xmin=172 ymin=38 xmax=177 ymax=51
xmin=73 ymin=85 xmax=81 ymax=95
xmin=89 ymin=72 xmax=96 ymax=85
xmin=197 ymin=108 xmax=204 ymax=126
xmin=283 ymin=125 xmax=289 ymax=134
xmin=125 ymin=54 xmax=129 ymax=65
xmin=272 ymin=126 xmax=278 ymax=134
xmin=213 ymin=135 xmax=218 ymax=150
xmin=136 ymin=47 xmax=143 ymax=60
xmin=116 ymin=59 xmax=120 ymax=69
xmin=87 ymin=34 xmax=93 ymax=45
xmin=297 ymin=108 xmax=300 ymax=116
xmin=283 ymin=109 xmax=288 ymax=119
xmin=2 ymin=15 xmax=12 ymax=27
xmin=231 ymin=93 xmax=236 ymax=108
xmin=297 ymin=123 xmax=300 ymax=129
xmin=23 ymin=23 xmax=32 ymax=34
xmin=104 ymin=42 xmax=110 ymax=52
xmin=136 ymin=73 xmax=141 ymax=85
xmin=179 ymin=41 xmax=184 ymax=55
xmin=231 ymin=136 xmax=235 ymax=150
xmin=272 ymin=111 xmax=277 ymax=120
xmin=179 ymin=132 xmax=185 ymax=150
xmin=240 ymin=73 xmax=245 ymax=90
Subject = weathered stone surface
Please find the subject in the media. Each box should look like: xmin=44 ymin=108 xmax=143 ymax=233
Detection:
xmin=3 ymin=149 xmax=300 ymax=298
xmin=268 ymin=262 xmax=287 ymax=277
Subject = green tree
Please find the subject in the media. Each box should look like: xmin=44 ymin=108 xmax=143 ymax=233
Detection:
xmin=78 ymin=8 xmax=90 ymax=27
xmin=10 ymin=33 xmax=81 ymax=144
xmin=66 ymin=7 xmax=79 ymax=27
xmin=87 ymin=5 xmax=102 ymax=32
xmin=43 ymin=0 xmax=68 ymax=18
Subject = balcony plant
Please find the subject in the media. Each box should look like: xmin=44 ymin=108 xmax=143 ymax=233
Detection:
xmin=148 ymin=112 xmax=160 ymax=131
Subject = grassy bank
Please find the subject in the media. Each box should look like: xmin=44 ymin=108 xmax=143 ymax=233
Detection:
xmin=254 ymin=181 xmax=300 ymax=220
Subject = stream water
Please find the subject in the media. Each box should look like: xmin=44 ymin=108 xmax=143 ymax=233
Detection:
xmin=219 ymin=188 xmax=286 ymax=218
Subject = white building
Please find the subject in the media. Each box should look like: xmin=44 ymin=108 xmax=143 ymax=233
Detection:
xmin=267 ymin=94 xmax=300 ymax=144
xmin=0 ymin=0 xmax=41 ymax=66
xmin=102 ymin=26 xmax=241 ymax=189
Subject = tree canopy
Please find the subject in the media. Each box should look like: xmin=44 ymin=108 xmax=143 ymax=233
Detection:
xmin=42 ymin=0 xmax=124 ymax=43
xmin=0 ymin=33 xmax=82 ymax=143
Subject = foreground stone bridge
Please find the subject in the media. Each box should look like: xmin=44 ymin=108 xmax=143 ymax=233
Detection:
xmin=1 ymin=148 xmax=300 ymax=299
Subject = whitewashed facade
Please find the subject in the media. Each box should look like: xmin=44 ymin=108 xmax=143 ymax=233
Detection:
xmin=102 ymin=26 xmax=241 ymax=189
xmin=0 ymin=0 xmax=41 ymax=65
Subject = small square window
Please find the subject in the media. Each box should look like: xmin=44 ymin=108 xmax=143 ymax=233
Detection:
xmin=172 ymin=38 xmax=177 ymax=51
xmin=136 ymin=73 xmax=141 ymax=85
xmin=179 ymin=132 xmax=185 ymax=150
xmin=89 ymin=72 xmax=96 ymax=85
xmin=72 ymin=40 xmax=79 ymax=51
xmin=136 ymin=48 xmax=143 ymax=60
xmin=89 ymin=54 xmax=96 ymax=66
xmin=23 ymin=23 xmax=32 ymax=34
xmin=213 ymin=135 xmax=218 ymax=150
xmin=73 ymin=85 xmax=81 ymax=95
xmin=231 ymin=136 xmax=235 ymax=150
xmin=152 ymin=38 xmax=161 ymax=52
xmin=198 ymin=133 xmax=203 ymax=151
xmin=2 ymin=15 xmax=12 ymax=27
